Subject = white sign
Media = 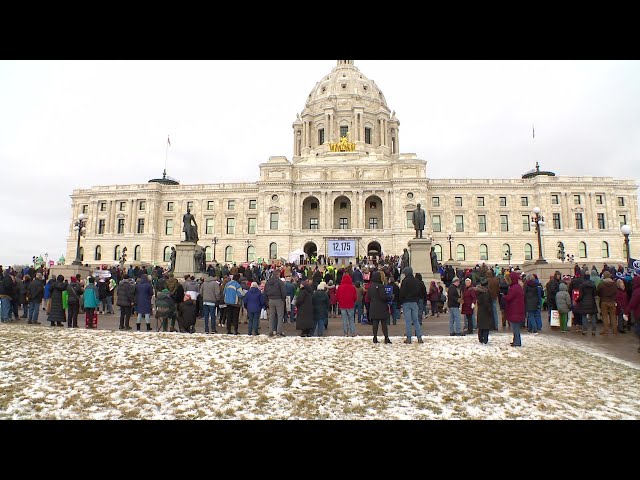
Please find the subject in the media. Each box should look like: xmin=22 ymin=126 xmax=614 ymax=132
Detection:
xmin=328 ymin=240 xmax=355 ymax=257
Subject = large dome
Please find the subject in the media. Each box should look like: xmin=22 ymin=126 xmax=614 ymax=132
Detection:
xmin=303 ymin=60 xmax=389 ymax=112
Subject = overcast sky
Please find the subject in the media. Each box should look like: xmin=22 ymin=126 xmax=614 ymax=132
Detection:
xmin=1 ymin=60 xmax=639 ymax=267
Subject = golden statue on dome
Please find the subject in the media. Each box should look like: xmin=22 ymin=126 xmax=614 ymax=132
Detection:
xmin=329 ymin=132 xmax=356 ymax=152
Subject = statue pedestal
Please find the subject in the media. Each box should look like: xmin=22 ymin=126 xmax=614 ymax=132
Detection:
xmin=521 ymin=260 xmax=572 ymax=281
xmin=174 ymin=243 xmax=203 ymax=278
xmin=407 ymin=239 xmax=442 ymax=284
xmin=49 ymin=265 xmax=93 ymax=282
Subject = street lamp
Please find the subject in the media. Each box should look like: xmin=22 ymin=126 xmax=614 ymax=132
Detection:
xmin=557 ymin=242 xmax=565 ymax=262
xmin=212 ymin=236 xmax=218 ymax=261
xmin=621 ymin=224 xmax=632 ymax=266
xmin=72 ymin=213 xmax=87 ymax=265
xmin=446 ymin=232 xmax=454 ymax=261
xmin=531 ymin=207 xmax=547 ymax=264
xmin=503 ymin=249 xmax=513 ymax=266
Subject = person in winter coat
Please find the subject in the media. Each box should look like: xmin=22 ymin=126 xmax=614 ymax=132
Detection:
xmin=177 ymin=293 xmax=197 ymax=333
xmin=263 ymin=274 xmax=286 ymax=336
xmin=577 ymin=275 xmax=599 ymax=336
xmin=134 ymin=274 xmax=154 ymax=331
xmin=428 ymin=281 xmax=440 ymax=318
xmin=503 ymin=271 xmax=525 ymax=347
xmin=615 ymin=279 xmax=629 ymax=334
xmin=312 ymin=281 xmax=330 ymax=337
xmin=447 ymin=277 xmax=462 ymax=335
xmin=155 ymin=288 xmax=176 ymax=332
xmin=200 ymin=274 xmax=221 ymax=334
xmin=223 ymin=274 xmax=244 ymax=335
xmin=47 ymin=275 xmax=66 ymax=327
xmin=295 ymin=281 xmax=314 ymax=336
xmin=461 ymin=278 xmax=477 ymax=334
xmin=399 ymin=266 xmax=423 ymax=343
xmin=116 ymin=274 xmax=136 ymax=330
xmin=327 ymin=280 xmax=338 ymax=318
xmin=555 ymin=283 xmax=572 ymax=332
xmin=66 ymin=275 xmax=84 ymax=328
xmin=524 ymin=274 xmax=542 ymax=334
xmin=82 ymin=277 xmax=100 ymax=329
xmin=475 ymin=278 xmax=493 ymax=344
xmin=596 ymin=271 xmax=618 ymax=335
xmin=19 ymin=274 xmax=29 ymax=318
xmin=0 ymin=271 xmax=16 ymax=322
xmin=623 ymin=275 xmax=640 ymax=352
xmin=545 ymin=271 xmax=562 ymax=325
xmin=243 ymin=282 xmax=265 ymax=335
xmin=368 ymin=271 xmax=392 ymax=344
xmin=336 ymin=273 xmax=357 ymax=337
xmin=27 ymin=272 xmax=45 ymax=324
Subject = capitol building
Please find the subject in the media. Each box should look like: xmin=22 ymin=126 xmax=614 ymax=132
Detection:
xmin=66 ymin=60 xmax=639 ymax=268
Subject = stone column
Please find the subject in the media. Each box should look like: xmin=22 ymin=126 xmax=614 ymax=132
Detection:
xmin=562 ymin=193 xmax=570 ymax=231
xmin=129 ymin=199 xmax=136 ymax=233
xmin=105 ymin=201 xmax=112 ymax=233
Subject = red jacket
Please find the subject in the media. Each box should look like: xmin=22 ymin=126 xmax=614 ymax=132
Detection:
xmin=336 ymin=274 xmax=357 ymax=309
xmin=461 ymin=286 xmax=477 ymax=315
xmin=616 ymin=286 xmax=629 ymax=316
xmin=503 ymin=272 xmax=525 ymax=322
xmin=624 ymin=276 xmax=640 ymax=318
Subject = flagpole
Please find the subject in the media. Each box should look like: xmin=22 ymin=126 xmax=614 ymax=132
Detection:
xmin=165 ymin=135 xmax=170 ymax=178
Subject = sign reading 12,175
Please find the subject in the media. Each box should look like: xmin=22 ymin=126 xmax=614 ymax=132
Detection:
xmin=328 ymin=239 xmax=355 ymax=257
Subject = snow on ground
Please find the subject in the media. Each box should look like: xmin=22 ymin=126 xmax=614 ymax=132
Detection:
xmin=1 ymin=324 xmax=638 ymax=419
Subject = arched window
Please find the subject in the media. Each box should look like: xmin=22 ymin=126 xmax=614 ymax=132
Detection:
xmin=114 ymin=245 xmax=121 ymax=261
xmin=163 ymin=246 xmax=171 ymax=262
xmin=524 ymin=243 xmax=533 ymax=261
xmin=502 ymin=243 xmax=511 ymax=262
xmin=601 ymin=241 xmax=609 ymax=258
xmin=95 ymin=245 xmax=102 ymax=261
xmin=205 ymin=246 xmax=212 ymax=262
xmin=434 ymin=244 xmax=442 ymax=262
xmin=579 ymin=241 xmax=587 ymax=258
xmin=134 ymin=245 xmax=141 ymax=261
xmin=456 ymin=244 xmax=465 ymax=261
xmin=479 ymin=244 xmax=488 ymax=261
xmin=269 ymin=242 xmax=278 ymax=260
xmin=247 ymin=245 xmax=256 ymax=262
xmin=225 ymin=246 xmax=233 ymax=263
xmin=79 ymin=247 xmax=84 ymax=262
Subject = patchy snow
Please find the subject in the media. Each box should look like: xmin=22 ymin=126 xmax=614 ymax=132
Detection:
xmin=1 ymin=324 xmax=638 ymax=419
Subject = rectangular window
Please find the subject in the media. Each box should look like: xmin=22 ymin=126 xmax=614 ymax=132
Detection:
xmin=551 ymin=194 xmax=559 ymax=205
xmin=81 ymin=204 xmax=88 ymax=214
xmin=228 ymin=200 xmax=235 ymax=210
xmin=407 ymin=211 xmax=413 ymax=228
xmin=340 ymin=202 xmax=347 ymax=209
xmin=310 ymin=202 xmax=318 ymax=210
xmin=270 ymin=213 xmax=279 ymax=230
xmin=432 ymin=215 xmax=441 ymax=233
xmin=553 ymin=213 xmax=561 ymax=230
xmin=369 ymin=218 xmax=378 ymax=229
xmin=119 ymin=201 xmax=126 ymax=211
xmin=310 ymin=218 xmax=319 ymax=230
xmin=248 ymin=218 xmax=256 ymax=234
xmin=619 ymin=214 xmax=627 ymax=227
xmin=117 ymin=218 xmax=125 ymax=234
xmin=595 ymin=194 xmax=603 ymax=205
xmin=206 ymin=218 xmax=214 ymax=235
xmin=226 ymin=218 xmax=235 ymax=234
xmin=365 ymin=127 xmax=372 ymax=144
xmin=249 ymin=199 xmax=257 ymax=209
xmin=99 ymin=202 xmax=107 ymax=212
xmin=477 ymin=197 xmax=484 ymax=207
xmin=574 ymin=194 xmax=581 ymax=205
xmin=167 ymin=202 xmax=174 ymax=212
xmin=165 ymin=219 xmax=173 ymax=235
xmin=521 ymin=196 xmax=528 ymax=207
xmin=575 ymin=213 xmax=584 ymax=230
xmin=187 ymin=201 xmax=194 ymax=210
xmin=500 ymin=215 xmax=509 ymax=232
xmin=98 ymin=219 xmax=105 ymax=234
xmin=139 ymin=200 xmax=146 ymax=211
xmin=478 ymin=215 xmax=486 ymax=232
xmin=207 ymin=201 xmax=215 ymax=210
xmin=597 ymin=213 xmax=605 ymax=230
xmin=340 ymin=126 xmax=348 ymax=137
xmin=455 ymin=196 xmax=463 ymax=207
xmin=137 ymin=218 xmax=145 ymax=234
xmin=318 ymin=128 xmax=325 ymax=145
xmin=618 ymin=196 xmax=625 ymax=207
xmin=499 ymin=197 xmax=507 ymax=207
xmin=431 ymin=197 xmax=440 ymax=207
xmin=455 ymin=215 xmax=464 ymax=232
xmin=522 ymin=215 xmax=530 ymax=232
xmin=339 ymin=218 xmax=348 ymax=229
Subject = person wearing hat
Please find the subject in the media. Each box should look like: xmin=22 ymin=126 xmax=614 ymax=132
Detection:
xmin=447 ymin=277 xmax=463 ymax=336
xmin=475 ymin=277 xmax=493 ymax=344
xmin=243 ymin=281 xmax=265 ymax=335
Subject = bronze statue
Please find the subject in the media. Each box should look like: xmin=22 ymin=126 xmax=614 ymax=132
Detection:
xmin=169 ymin=246 xmax=176 ymax=272
xmin=430 ymin=246 xmax=439 ymax=274
xmin=401 ymin=248 xmax=410 ymax=270
xmin=182 ymin=208 xmax=198 ymax=243
xmin=412 ymin=203 xmax=426 ymax=238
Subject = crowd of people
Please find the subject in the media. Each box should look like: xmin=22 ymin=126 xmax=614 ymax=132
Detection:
xmin=1 ymin=258 xmax=639 ymax=353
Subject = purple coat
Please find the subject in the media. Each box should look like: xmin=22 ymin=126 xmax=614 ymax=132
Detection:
xmin=503 ymin=272 xmax=525 ymax=323
xmin=134 ymin=277 xmax=153 ymax=315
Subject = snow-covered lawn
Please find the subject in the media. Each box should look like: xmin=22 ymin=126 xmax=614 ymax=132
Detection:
xmin=1 ymin=324 xmax=638 ymax=419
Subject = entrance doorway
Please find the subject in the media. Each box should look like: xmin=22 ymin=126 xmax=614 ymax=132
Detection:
xmin=304 ymin=242 xmax=318 ymax=259
xmin=367 ymin=241 xmax=382 ymax=258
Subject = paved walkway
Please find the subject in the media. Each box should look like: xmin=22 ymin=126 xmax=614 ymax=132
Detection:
xmin=21 ymin=307 xmax=640 ymax=366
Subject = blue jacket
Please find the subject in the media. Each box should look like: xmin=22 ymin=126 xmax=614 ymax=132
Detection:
xmin=223 ymin=280 xmax=244 ymax=305
xmin=243 ymin=287 xmax=265 ymax=313
xmin=83 ymin=284 xmax=100 ymax=309
xmin=134 ymin=278 xmax=154 ymax=314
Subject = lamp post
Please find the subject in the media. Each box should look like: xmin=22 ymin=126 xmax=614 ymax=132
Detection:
xmin=503 ymin=250 xmax=513 ymax=267
xmin=531 ymin=207 xmax=547 ymax=264
xmin=72 ymin=213 xmax=87 ymax=266
xmin=446 ymin=232 xmax=454 ymax=261
xmin=245 ymin=239 xmax=252 ymax=262
xmin=212 ymin=236 xmax=218 ymax=261
xmin=557 ymin=242 xmax=565 ymax=262
xmin=621 ymin=224 xmax=632 ymax=267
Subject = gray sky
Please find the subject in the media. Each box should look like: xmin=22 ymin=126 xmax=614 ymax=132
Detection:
xmin=1 ymin=60 xmax=639 ymax=267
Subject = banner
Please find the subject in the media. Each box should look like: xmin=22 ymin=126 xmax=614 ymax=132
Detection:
xmin=328 ymin=240 xmax=355 ymax=257
xmin=550 ymin=309 xmax=560 ymax=327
